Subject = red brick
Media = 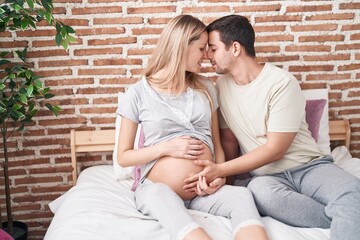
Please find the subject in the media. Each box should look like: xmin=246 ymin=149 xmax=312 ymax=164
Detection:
xmin=303 ymin=54 xmax=350 ymax=61
xmin=94 ymin=17 xmax=143 ymax=25
xmin=286 ymin=4 xmax=332 ymax=12
xmin=45 ymin=78 xmax=94 ymax=86
xmin=182 ymin=6 xmax=230 ymax=13
xmin=74 ymin=47 xmax=122 ymax=56
xmin=39 ymin=59 xmax=88 ymax=68
xmin=78 ymin=68 xmax=126 ymax=76
xmin=291 ymin=24 xmax=337 ymax=32
xmin=289 ymin=65 xmax=334 ymax=72
xmin=299 ymin=35 xmax=344 ymax=42
xmin=94 ymin=58 xmax=142 ymax=66
xmin=88 ymin=37 xmax=137 ymax=46
xmin=255 ymin=15 xmax=302 ymax=23
xmin=75 ymin=27 xmax=125 ymax=36
xmin=72 ymin=6 xmax=122 ymax=15
xmin=285 ymin=45 xmax=331 ymax=52
xmin=306 ymin=13 xmax=354 ymax=21
xmin=234 ymin=4 xmax=281 ymax=12
xmin=128 ymin=6 xmax=176 ymax=14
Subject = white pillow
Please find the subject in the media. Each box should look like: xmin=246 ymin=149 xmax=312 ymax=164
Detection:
xmin=302 ymin=89 xmax=331 ymax=155
xmin=332 ymin=146 xmax=360 ymax=179
xmin=113 ymin=92 xmax=141 ymax=180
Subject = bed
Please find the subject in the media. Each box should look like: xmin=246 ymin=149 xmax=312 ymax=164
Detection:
xmin=45 ymin=90 xmax=360 ymax=240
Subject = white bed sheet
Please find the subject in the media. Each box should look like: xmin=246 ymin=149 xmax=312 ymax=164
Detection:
xmin=45 ymin=146 xmax=360 ymax=240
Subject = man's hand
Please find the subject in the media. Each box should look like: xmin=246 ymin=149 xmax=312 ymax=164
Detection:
xmin=183 ymin=160 xmax=224 ymax=191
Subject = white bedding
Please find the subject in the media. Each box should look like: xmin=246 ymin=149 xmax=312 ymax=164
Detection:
xmin=45 ymin=146 xmax=360 ymax=240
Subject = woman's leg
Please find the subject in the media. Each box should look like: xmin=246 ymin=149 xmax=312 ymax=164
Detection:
xmin=135 ymin=179 xmax=211 ymax=240
xmin=189 ymin=185 xmax=268 ymax=240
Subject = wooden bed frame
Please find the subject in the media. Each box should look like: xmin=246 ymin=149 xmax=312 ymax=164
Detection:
xmin=70 ymin=119 xmax=351 ymax=184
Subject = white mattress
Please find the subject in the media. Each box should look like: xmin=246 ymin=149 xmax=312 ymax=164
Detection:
xmin=45 ymin=146 xmax=360 ymax=240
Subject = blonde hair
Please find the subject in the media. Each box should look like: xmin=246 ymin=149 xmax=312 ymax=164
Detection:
xmin=144 ymin=15 xmax=213 ymax=109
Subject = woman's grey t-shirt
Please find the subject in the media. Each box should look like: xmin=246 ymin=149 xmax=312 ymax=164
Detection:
xmin=117 ymin=76 xmax=218 ymax=181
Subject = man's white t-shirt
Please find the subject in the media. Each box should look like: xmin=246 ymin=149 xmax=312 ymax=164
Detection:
xmin=216 ymin=63 xmax=325 ymax=176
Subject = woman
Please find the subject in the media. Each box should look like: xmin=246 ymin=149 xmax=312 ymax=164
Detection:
xmin=117 ymin=15 xmax=268 ymax=240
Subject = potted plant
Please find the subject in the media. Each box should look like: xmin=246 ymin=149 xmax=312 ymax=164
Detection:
xmin=0 ymin=0 xmax=76 ymax=238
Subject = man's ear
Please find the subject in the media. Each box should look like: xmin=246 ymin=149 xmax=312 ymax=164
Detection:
xmin=232 ymin=41 xmax=242 ymax=57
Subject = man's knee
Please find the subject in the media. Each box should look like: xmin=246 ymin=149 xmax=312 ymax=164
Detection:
xmin=247 ymin=176 xmax=285 ymax=202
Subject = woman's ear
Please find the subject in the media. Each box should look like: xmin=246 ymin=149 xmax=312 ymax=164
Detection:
xmin=232 ymin=41 xmax=241 ymax=57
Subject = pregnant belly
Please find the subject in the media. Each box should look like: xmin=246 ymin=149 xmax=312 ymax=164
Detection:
xmin=147 ymin=144 xmax=213 ymax=200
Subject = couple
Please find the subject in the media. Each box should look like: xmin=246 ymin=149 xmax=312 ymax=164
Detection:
xmin=117 ymin=15 xmax=360 ymax=240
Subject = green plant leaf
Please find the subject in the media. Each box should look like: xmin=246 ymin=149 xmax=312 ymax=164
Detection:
xmin=26 ymin=0 xmax=34 ymax=9
xmin=44 ymin=93 xmax=54 ymax=99
xmin=13 ymin=17 xmax=21 ymax=28
xmin=67 ymin=35 xmax=77 ymax=43
xmin=9 ymin=79 xmax=15 ymax=90
xmin=12 ymin=103 xmax=22 ymax=110
xmin=43 ymin=87 xmax=50 ymax=94
xmin=65 ymin=25 xmax=76 ymax=34
xmin=34 ymin=79 xmax=42 ymax=89
xmin=55 ymin=33 xmax=62 ymax=46
xmin=0 ymin=51 xmax=10 ymax=58
xmin=13 ymin=3 xmax=22 ymax=12
xmin=61 ymin=40 xmax=68 ymax=50
xmin=10 ymin=109 xmax=24 ymax=120
xmin=0 ymin=83 xmax=5 ymax=90
xmin=40 ymin=0 xmax=52 ymax=12
xmin=44 ymin=12 xmax=52 ymax=24
xmin=14 ymin=0 xmax=24 ymax=7
xmin=15 ymin=48 xmax=27 ymax=62
xmin=27 ymin=84 xmax=33 ymax=96
xmin=21 ymin=19 xmax=29 ymax=30
xmin=19 ymin=94 xmax=27 ymax=104
xmin=0 ymin=59 xmax=10 ymax=65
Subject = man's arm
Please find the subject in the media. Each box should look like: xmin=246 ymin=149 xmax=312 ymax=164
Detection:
xmin=220 ymin=128 xmax=241 ymax=184
xmin=219 ymin=131 xmax=296 ymax=177
xmin=186 ymin=131 xmax=297 ymax=183
xmin=220 ymin=128 xmax=240 ymax=161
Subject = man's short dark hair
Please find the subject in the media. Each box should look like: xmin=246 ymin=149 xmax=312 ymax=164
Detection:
xmin=207 ymin=15 xmax=256 ymax=57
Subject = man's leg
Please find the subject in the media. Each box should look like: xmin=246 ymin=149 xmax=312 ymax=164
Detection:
xmin=293 ymin=159 xmax=360 ymax=240
xmin=247 ymin=174 xmax=331 ymax=228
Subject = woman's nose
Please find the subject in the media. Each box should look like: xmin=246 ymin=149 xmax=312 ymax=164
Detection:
xmin=206 ymin=49 xmax=212 ymax=60
xmin=203 ymin=51 xmax=208 ymax=59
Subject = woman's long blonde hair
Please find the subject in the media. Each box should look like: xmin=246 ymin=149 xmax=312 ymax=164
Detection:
xmin=144 ymin=15 xmax=213 ymax=108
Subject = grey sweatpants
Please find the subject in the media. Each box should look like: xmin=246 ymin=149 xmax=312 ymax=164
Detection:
xmin=135 ymin=179 xmax=263 ymax=240
xmin=247 ymin=156 xmax=360 ymax=240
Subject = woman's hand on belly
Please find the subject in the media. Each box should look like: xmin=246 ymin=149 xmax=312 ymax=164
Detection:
xmin=147 ymin=142 xmax=213 ymax=200
xmin=158 ymin=136 xmax=205 ymax=160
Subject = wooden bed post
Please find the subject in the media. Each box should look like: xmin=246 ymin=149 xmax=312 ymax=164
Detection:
xmin=70 ymin=129 xmax=116 ymax=185
xmin=70 ymin=129 xmax=78 ymax=184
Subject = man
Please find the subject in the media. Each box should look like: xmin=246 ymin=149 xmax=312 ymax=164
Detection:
xmin=184 ymin=15 xmax=360 ymax=240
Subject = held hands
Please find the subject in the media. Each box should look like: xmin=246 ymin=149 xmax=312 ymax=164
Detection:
xmin=184 ymin=175 xmax=225 ymax=196
xmin=184 ymin=160 xmax=221 ymax=186
xmin=161 ymin=136 xmax=204 ymax=159
xmin=183 ymin=160 xmax=225 ymax=196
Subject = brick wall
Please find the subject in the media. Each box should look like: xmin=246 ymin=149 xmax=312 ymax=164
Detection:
xmin=1 ymin=0 xmax=359 ymax=239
